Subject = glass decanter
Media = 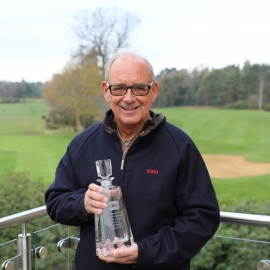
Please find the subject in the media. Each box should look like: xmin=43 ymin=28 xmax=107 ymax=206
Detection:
xmin=94 ymin=159 xmax=134 ymax=256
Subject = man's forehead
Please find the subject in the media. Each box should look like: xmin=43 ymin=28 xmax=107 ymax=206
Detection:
xmin=109 ymin=56 xmax=149 ymax=80
xmin=111 ymin=54 xmax=146 ymax=67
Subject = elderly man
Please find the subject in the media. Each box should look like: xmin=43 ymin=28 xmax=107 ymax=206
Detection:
xmin=45 ymin=50 xmax=220 ymax=270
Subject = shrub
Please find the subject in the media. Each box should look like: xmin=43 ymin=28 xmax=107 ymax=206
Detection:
xmin=0 ymin=171 xmax=77 ymax=269
xmin=191 ymin=199 xmax=270 ymax=270
xmin=224 ymin=100 xmax=257 ymax=109
xmin=263 ymin=102 xmax=270 ymax=111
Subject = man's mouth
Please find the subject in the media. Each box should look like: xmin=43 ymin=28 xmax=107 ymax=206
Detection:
xmin=121 ymin=106 xmax=139 ymax=111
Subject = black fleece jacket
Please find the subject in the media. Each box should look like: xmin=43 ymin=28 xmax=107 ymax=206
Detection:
xmin=45 ymin=110 xmax=220 ymax=270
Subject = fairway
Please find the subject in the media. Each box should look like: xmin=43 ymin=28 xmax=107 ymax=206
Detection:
xmin=0 ymin=100 xmax=76 ymax=186
xmin=154 ymin=107 xmax=270 ymax=162
xmin=1 ymin=100 xmax=270 ymax=202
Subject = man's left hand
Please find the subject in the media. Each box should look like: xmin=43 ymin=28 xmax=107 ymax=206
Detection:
xmin=98 ymin=243 xmax=138 ymax=265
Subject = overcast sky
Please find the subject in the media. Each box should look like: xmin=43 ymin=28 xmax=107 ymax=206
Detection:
xmin=1 ymin=0 xmax=270 ymax=83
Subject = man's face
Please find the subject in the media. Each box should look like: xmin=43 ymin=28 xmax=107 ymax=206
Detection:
xmin=102 ymin=55 xmax=158 ymax=130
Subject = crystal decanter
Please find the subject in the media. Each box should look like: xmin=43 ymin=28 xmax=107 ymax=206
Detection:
xmin=94 ymin=159 xmax=134 ymax=256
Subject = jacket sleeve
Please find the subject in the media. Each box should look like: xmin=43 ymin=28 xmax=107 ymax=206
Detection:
xmin=45 ymin=148 xmax=92 ymax=226
xmin=135 ymin=139 xmax=220 ymax=269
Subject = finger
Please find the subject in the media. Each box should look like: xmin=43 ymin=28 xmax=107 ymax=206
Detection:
xmin=113 ymin=243 xmax=138 ymax=259
xmin=116 ymin=241 xmax=125 ymax=248
xmin=84 ymin=190 xmax=107 ymax=214
xmin=88 ymin=184 xmax=108 ymax=204
xmin=87 ymin=189 xmax=107 ymax=204
xmin=106 ymin=239 xmax=115 ymax=256
xmin=89 ymin=183 xmax=102 ymax=193
xmin=98 ymin=247 xmax=113 ymax=262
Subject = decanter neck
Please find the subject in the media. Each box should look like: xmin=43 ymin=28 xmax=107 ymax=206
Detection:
xmin=97 ymin=177 xmax=115 ymax=187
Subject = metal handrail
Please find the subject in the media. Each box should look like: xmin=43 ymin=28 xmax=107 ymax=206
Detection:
xmin=220 ymin=211 xmax=270 ymax=227
xmin=0 ymin=206 xmax=47 ymax=230
xmin=1 ymin=206 xmax=270 ymax=230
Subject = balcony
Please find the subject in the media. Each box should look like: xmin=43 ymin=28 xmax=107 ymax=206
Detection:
xmin=1 ymin=207 xmax=270 ymax=270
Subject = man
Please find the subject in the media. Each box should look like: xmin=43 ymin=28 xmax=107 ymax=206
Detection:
xmin=45 ymin=50 xmax=220 ymax=269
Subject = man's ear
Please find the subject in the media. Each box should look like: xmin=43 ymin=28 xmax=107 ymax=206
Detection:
xmin=101 ymin=81 xmax=110 ymax=103
xmin=151 ymin=81 xmax=159 ymax=103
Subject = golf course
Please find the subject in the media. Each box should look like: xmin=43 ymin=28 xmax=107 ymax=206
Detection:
xmin=1 ymin=99 xmax=270 ymax=204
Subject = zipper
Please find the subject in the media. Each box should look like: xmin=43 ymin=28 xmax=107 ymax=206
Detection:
xmin=120 ymin=151 xmax=127 ymax=170
xmin=119 ymin=131 xmax=144 ymax=172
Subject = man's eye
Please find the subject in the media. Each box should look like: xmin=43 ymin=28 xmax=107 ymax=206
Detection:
xmin=134 ymin=86 xmax=146 ymax=91
xmin=114 ymin=86 xmax=126 ymax=91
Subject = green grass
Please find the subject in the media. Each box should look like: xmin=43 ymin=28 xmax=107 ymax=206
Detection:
xmin=1 ymin=101 xmax=270 ymax=203
xmin=0 ymin=100 xmax=76 ymax=186
xmin=212 ymin=174 xmax=270 ymax=203
xmin=0 ymin=99 xmax=50 ymax=135
xmin=154 ymin=107 xmax=270 ymax=162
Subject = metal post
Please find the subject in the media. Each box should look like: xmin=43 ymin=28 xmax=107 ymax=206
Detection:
xmin=18 ymin=223 xmax=32 ymax=270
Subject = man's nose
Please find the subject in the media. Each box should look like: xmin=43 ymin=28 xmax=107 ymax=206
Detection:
xmin=123 ymin=88 xmax=136 ymax=101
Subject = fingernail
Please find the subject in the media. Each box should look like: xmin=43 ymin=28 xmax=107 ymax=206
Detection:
xmin=103 ymin=203 xmax=107 ymax=208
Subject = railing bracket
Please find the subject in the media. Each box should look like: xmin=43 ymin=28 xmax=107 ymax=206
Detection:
xmin=258 ymin=259 xmax=270 ymax=270
xmin=1 ymin=256 xmax=19 ymax=270
xmin=57 ymin=237 xmax=80 ymax=253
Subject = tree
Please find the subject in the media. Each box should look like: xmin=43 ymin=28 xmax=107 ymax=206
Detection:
xmin=0 ymin=82 xmax=19 ymax=103
xmin=42 ymin=8 xmax=139 ymax=132
xmin=154 ymin=68 xmax=196 ymax=107
xmin=195 ymin=69 xmax=213 ymax=106
xmin=43 ymin=58 xmax=104 ymax=132
xmin=257 ymin=67 xmax=270 ymax=110
xmin=72 ymin=8 xmax=139 ymax=72
xmin=220 ymin=65 xmax=240 ymax=105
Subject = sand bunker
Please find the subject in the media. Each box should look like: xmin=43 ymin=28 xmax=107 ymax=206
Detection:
xmin=202 ymin=155 xmax=270 ymax=179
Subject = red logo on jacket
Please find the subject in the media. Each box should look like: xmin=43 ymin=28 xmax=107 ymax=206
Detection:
xmin=146 ymin=169 xmax=159 ymax=174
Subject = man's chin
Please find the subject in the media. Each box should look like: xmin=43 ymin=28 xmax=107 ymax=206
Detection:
xmin=118 ymin=117 xmax=141 ymax=127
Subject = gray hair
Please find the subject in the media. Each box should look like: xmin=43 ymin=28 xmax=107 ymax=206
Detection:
xmin=104 ymin=49 xmax=155 ymax=82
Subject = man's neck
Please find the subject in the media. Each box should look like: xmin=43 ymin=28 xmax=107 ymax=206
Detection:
xmin=116 ymin=123 xmax=146 ymax=142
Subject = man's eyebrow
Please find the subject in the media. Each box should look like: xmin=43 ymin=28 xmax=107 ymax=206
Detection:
xmin=112 ymin=82 xmax=146 ymax=85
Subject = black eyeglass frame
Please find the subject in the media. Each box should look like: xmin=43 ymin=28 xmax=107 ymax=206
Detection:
xmin=106 ymin=81 xmax=154 ymax=96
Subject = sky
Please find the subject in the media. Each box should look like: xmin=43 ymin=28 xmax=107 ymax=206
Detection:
xmin=1 ymin=0 xmax=270 ymax=83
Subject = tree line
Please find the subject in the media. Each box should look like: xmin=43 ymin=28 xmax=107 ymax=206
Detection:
xmin=154 ymin=61 xmax=270 ymax=111
xmin=0 ymin=81 xmax=42 ymax=103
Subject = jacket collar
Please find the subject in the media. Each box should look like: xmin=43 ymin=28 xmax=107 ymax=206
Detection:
xmin=103 ymin=109 xmax=164 ymax=137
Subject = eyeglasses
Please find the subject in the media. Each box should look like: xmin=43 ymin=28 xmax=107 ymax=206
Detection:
xmin=106 ymin=81 xmax=154 ymax=96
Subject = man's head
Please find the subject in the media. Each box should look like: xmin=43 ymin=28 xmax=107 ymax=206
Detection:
xmin=102 ymin=50 xmax=158 ymax=131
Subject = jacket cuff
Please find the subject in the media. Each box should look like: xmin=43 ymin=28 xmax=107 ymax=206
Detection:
xmin=76 ymin=195 xmax=92 ymax=221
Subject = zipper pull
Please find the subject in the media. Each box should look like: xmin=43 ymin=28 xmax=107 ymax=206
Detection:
xmin=121 ymin=159 xmax=125 ymax=170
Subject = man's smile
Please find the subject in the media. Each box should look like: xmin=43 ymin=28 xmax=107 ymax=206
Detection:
xmin=121 ymin=106 xmax=139 ymax=111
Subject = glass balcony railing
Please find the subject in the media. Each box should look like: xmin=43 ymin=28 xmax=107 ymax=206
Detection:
xmin=1 ymin=207 xmax=270 ymax=270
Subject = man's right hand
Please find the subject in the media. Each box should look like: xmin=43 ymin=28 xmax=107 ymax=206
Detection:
xmin=84 ymin=183 xmax=108 ymax=214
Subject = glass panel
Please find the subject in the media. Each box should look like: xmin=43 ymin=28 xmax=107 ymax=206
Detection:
xmin=0 ymin=239 xmax=17 ymax=266
xmin=0 ymin=224 xmax=21 ymax=265
xmin=32 ymin=216 xmax=80 ymax=270
xmin=69 ymin=226 xmax=80 ymax=268
xmin=191 ymin=234 xmax=270 ymax=270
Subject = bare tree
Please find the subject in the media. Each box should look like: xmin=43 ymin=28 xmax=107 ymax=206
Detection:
xmin=72 ymin=8 xmax=140 ymax=72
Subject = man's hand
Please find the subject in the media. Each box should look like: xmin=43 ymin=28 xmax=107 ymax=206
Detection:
xmin=98 ymin=244 xmax=138 ymax=265
xmin=84 ymin=183 xmax=107 ymax=214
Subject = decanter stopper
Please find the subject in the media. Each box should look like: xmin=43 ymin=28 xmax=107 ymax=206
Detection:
xmin=95 ymin=159 xmax=112 ymax=179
